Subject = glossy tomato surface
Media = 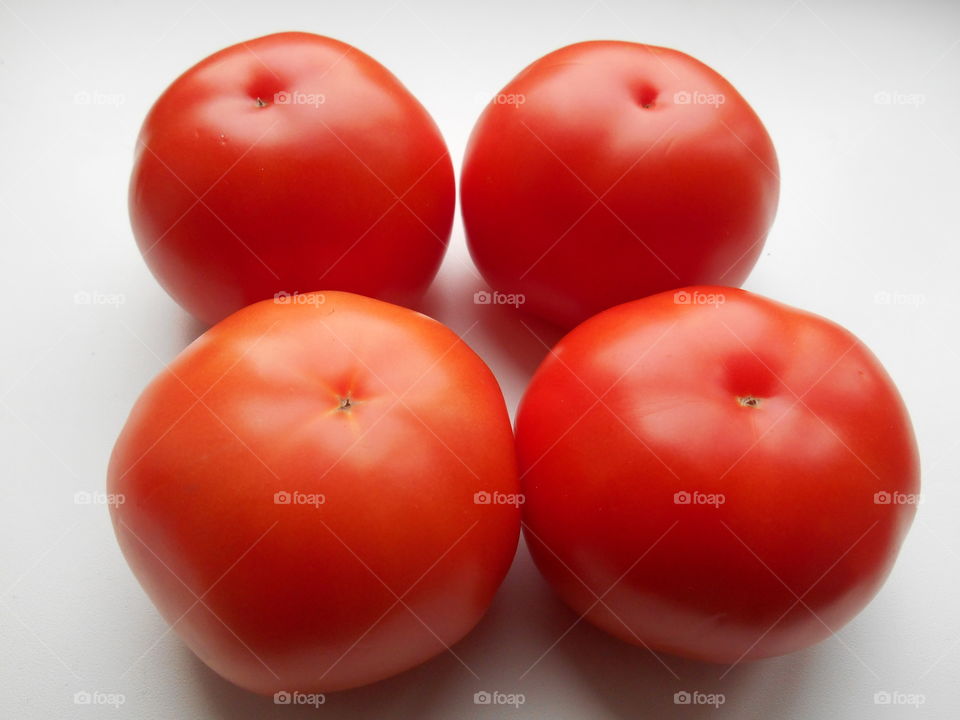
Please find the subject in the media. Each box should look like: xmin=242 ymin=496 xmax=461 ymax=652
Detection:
xmin=131 ymin=32 xmax=455 ymax=325
xmin=461 ymin=42 xmax=779 ymax=328
xmin=108 ymin=292 xmax=519 ymax=693
xmin=516 ymin=287 xmax=919 ymax=662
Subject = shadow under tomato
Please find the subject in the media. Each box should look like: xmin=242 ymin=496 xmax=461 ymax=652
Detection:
xmin=186 ymin=632 xmax=462 ymax=720
xmin=414 ymin=263 xmax=564 ymax=415
xmin=180 ymin=312 xmax=209 ymax=345
xmin=542 ymin=586 xmax=823 ymax=720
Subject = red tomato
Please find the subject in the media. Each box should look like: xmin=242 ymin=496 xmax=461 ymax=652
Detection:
xmin=516 ymin=287 xmax=919 ymax=662
xmin=130 ymin=32 xmax=454 ymax=326
xmin=108 ymin=292 xmax=519 ymax=693
xmin=461 ymin=42 xmax=779 ymax=328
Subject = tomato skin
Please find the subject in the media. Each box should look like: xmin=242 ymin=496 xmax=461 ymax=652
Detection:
xmin=130 ymin=32 xmax=455 ymax=326
xmin=515 ymin=287 xmax=919 ymax=662
xmin=108 ymin=292 xmax=519 ymax=693
xmin=461 ymin=41 xmax=779 ymax=328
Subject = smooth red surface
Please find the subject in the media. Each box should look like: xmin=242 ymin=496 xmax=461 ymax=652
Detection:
xmin=516 ymin=287 xmax=919 ymax=662
xmin=461 ymin=41 xmax=780 ymax=328
xmin=108 ymin=292 xmax=519 ymax=693
xmin=130 ymin=32 xmax=455 ymax=326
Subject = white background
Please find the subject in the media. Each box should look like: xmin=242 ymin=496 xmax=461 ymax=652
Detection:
xmin=1 ymin=0 xmax=958 ymax=717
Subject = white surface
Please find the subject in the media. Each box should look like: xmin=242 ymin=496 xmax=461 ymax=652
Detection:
xmin=1 ymin=0 xmax=958 ymax=717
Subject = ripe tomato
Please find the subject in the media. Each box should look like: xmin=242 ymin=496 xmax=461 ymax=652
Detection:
xmin=516 ymin=287 xmax=919 ymax=662
xmin=130 ymin=32 xmax=455 ymax=326
xmin=108 ymin=292 xmax=519 ymax=693
xmin=461 ymin=42 xmax=779 ymax=328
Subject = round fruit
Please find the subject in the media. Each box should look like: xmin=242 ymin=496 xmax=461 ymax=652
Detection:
xmin=109 ymin=292 xmax=519 ymax=693
xmin=516 ymin=286 xmax=918 ymax=662
xmin=130 ymin=32 xmax=455 ymax=325
xmin=461 ymin=41 xmax=779 ymax=328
